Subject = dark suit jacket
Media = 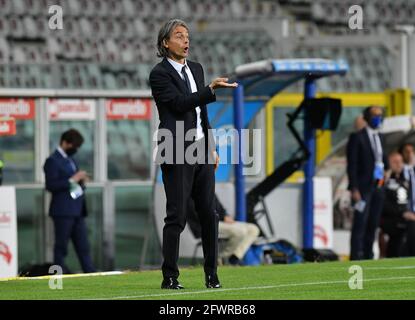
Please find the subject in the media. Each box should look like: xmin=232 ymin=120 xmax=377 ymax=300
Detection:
xmin=43 ymin=150 xmax=87 ymax=217
xmin=346 ymin=128 xmax=388 ymax=195
xmin=149 ymin=58 xmax=217 ymax=157
xmin=381 ymin=171 xmax=409 ymax=232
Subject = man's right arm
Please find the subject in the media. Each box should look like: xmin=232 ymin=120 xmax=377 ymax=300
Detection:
xmin=346 ymin=133 xmax=360 ymax=195
xmin=149 ymin=68 xmax=216 ymax=114
xmin=44 ymin=158 xmax=70 ymax=192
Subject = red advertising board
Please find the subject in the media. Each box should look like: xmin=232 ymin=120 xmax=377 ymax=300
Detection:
xmin=47 ymin=99 xmax=96 ymax=120
xmin=0 ymin=99 xmax=35 ymax=120
xmin=106 ymin=99 xmax=151 ymax=120
xmin=0 ymin=118 xmax=16 ymax=136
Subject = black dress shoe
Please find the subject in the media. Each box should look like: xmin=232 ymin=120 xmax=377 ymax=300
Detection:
xmin=161 ymin=277 xmax=184 ymax=289
xmin=205 ymin=274 xmax=222 ymax=289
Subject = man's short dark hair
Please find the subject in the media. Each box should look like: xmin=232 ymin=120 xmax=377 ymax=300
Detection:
xmin=398 ymin=142 xmax=414 ymax=155
xmin=60 ymin=129 xmax=84 ymax=147
xmin=156 ymin=19 xmax=189 ymax=58
xmin=362 ymin=105 xmax=383 ymax=122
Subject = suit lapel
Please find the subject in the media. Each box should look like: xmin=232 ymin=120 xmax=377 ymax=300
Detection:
xmin=54 ymin=149 xmax=77 ymax=174
xmin=161 ymin=58 xmax=188 ymax=93
xmin=362 ymin=128 xmax=375 ymax=161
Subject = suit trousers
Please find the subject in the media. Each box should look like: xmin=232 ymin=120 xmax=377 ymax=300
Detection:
xmin=350 ymin=187 xmax=385 ymax=260
xmin=160 ymin=137 xmax=218 ymax=278
xmin=52 ymin=216 xmax=96 ymax=273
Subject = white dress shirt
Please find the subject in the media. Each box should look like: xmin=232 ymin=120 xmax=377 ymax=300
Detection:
xmin=167 ymin=58 xmax=204 ymax=141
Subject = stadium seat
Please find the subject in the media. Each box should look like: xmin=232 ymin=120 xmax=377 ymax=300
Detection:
xmin=103 ymin=72 xmax=117 ymax=89
xmin=0 ymin=0 xmax=13 ymax=15
xmin=7 ymin=16 xmax=25 ymax=38
xmin=0 ymin=37 xmax=9 ymax=63
xmin=107 ymin=0 xmax=123 ymax=17
xmin=121 ymin=0 xmax=135 ymax=18
xmin=11 ymin=0 xmax=26 ymax=15
xmin=176 ymin=0 xmax=192 ymax=19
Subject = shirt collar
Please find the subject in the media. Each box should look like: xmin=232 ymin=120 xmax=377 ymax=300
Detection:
xmin=365 ymin=126 xmax=379 ymax=135
xmin=57 ymin=146 xmax=68 ymax=159
xmin=167 ymin=57 xmax=188 ymax=74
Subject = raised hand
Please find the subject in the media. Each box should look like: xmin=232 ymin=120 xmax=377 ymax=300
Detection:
xmin=209 ymin=77 xmax=238 ymax=90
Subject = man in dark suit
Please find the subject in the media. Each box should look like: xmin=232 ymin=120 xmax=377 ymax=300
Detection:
xmin=43 ymin=129 xmax=96 ymax=273
xmin=347 ymin=106 xmax=387 ymax=260
xmin=149 ymin=19 xmax=237 ymax=289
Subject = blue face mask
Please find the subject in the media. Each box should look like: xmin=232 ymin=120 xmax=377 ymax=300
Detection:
xmin=370 ymin=115 xmax=383 ymax=129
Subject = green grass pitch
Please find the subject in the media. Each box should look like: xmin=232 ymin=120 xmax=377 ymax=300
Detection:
xmin=1 ymin=257 xmax=415 ymax=300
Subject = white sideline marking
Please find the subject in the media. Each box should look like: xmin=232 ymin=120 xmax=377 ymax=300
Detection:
xmin=0 ymin=271 xmax=124 ymax=282
xmin=365 ymin=266 xmax=415 ymax=270
xmin=91 ymin=275 xmax=415 ymax=300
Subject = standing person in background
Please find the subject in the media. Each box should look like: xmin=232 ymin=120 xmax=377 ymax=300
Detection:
xmin=399 ymin=143 xmax=415 ymax=167
xmin=380 ymin=152 xmax=415 ymax=257
xmin=43 ymin=129 xmax=96 ymax=273
xmin=346 ymin=106 xmax=387 ymax=260
xmin=398 ymin=143 xmax=415 ymax=256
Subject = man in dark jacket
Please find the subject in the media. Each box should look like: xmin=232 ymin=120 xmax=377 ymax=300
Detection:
xmin=346 ymin=106 xmax=388 ymax=260
xmin=149 ymin=19 xmax=237 ymax=289
xmin=398 ymin=143 xmax=415 ymax=256
xmin=43 ymin=129 xmax=95 ymax=273
xmin=381 ymin=152 xmax=415 ymax=257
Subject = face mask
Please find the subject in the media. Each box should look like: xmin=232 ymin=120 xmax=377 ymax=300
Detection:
xmin=369 ymin=115 xmax=383 ymax=129
xmin=66 ymin=147 xmax=78 ymax=156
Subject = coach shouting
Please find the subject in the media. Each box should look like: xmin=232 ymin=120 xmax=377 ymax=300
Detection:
xmin=149 ymin=19 xmax=237 ymax=289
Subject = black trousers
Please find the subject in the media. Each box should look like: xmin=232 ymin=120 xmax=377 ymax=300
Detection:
xmin=350 ymin=188 xmax=384 ymax=260
xmin=160 ymin=138 xmax=218 ymax=278
xmin=382 ymin=223 xmax=406 ymax=258
xmin=403 ymin=221 xmax=415 ymax=256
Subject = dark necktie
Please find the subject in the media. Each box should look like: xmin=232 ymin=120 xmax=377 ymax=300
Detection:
xmin=181 ymin=66 xmax=191 ymax=93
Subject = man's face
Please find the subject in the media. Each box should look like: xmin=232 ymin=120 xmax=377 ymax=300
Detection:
xmin=402 ymin=145 xmax=415 ymax=164
xmin=389 ymin=154 xmax=404 ymax=174
xmin=370 ymin=106 xmax=383 ymax=117
xmin=164 ymin=25 xmax=189 ymax=62
xmin=367 ymin=106 xmax=384 ymax=129
xmin=61 ymin=141 xmax=81 ymax=156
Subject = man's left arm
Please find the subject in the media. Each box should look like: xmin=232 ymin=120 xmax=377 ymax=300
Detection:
xmin=199 ymin=64 xmax=219 ymax=166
